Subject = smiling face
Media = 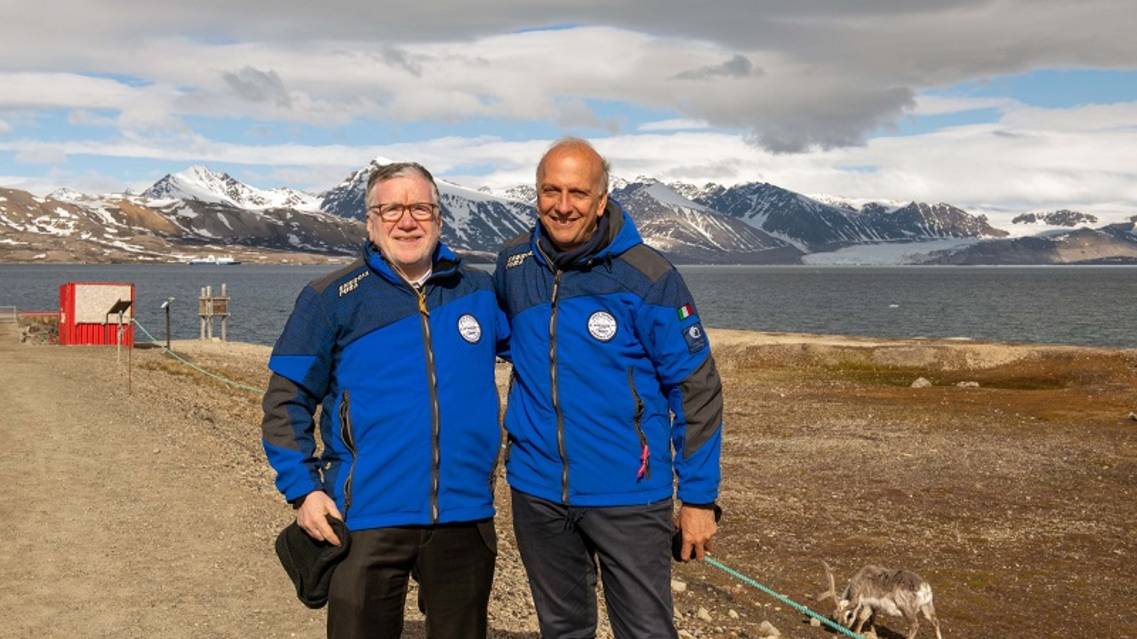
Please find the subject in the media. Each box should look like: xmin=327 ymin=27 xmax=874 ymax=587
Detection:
xmin=536 ymin=143 xmax=608 ymax=252
xmin=366 ymin=173 xmax=442 ymax=281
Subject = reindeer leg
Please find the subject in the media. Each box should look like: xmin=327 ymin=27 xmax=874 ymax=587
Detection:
xmin=921 ymin=604 xmax=943 ymax=639
xmin=852 ymin=605 xmax=871 ymax=633
xmin=905 ymin=614 xmax=920 ymax=639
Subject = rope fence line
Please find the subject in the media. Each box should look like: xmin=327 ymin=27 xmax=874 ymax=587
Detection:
xmin=131 ymin=319 xmax=266 ymax=458
xmin=132 ymin=320 xmax=859 ymax=638
xmin=132 ymin=319 xmax=266 ymax=395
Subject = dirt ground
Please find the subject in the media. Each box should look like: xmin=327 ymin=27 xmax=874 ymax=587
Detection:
xmin=1 ymin=330 xmax=1135 ymax=638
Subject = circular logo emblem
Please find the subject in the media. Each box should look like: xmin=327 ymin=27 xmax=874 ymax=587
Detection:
xmin=587 ymin=311 xmax=617 ymax=342
xmin=457 ymin=314 xmax=482 ymax=344
xmin=688 ymin=324 xmax=703 ymax=340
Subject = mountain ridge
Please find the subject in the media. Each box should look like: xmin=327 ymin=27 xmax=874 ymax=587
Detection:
xmin=3 ymin=162 xmax=1136 ymax=264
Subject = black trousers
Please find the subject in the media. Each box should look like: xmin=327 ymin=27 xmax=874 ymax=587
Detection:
xmin=511 ymin=489 xmax=678 ymax=639
xmin=326 ymin=519 xmax=496 ymax=639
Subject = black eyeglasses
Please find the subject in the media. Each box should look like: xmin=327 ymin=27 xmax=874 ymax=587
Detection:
xmin=369 ymin=202 xmax=439 ymax=222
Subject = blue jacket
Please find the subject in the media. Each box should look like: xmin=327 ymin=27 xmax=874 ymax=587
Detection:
xmin=494 ymin=203 xmax=723 ymax=507
xmin=262 ymin=241 xmax=509 ymax=531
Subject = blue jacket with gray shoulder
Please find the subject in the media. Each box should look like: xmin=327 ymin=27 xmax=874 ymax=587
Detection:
xmin=494 ymin=203 xmax=723 ymax=507
xmin=262 ymin=240 xmax=508 ymax=531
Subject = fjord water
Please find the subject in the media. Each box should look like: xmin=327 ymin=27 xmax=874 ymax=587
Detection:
xmin=1 ymin=264 xmax=1135 ymax=348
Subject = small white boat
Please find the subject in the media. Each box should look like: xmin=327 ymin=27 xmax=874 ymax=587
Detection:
xmin=188 ymin=254 xmax=242 ymax=265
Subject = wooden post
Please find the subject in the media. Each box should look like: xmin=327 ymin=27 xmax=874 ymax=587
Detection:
xmin=220 ymin=283 xmax=228 ymax=342
xmin=205 ymin=286 xmax=213 ymax=340
xmin=198 ymin=283 xmax=231 ymax=341
xmin=199 ymin=287 xmax=206 ymax=340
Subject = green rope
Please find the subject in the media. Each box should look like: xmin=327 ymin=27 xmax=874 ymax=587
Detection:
xmin=704 ymin=556 xmax=865 ymax=639
xmin=132 ymin=319 xmax=265 ymax=395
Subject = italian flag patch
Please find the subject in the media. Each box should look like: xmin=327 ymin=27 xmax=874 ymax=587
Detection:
xmin=677 ymin=303 xmax=695 ymax=320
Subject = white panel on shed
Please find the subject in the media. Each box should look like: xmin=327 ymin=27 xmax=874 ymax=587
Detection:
xmin=75 ymin=285 xmax=133 ymax=323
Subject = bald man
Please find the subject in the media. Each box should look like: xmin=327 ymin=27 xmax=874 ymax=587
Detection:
xmin=493 ymin=138 xmax=724 ymax=638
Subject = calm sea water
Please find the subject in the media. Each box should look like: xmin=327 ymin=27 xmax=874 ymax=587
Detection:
xmin=1 ymin=263 xmax=1135 ymax=348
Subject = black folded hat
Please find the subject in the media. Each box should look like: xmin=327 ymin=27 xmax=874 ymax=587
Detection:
xmin=275 ymin=515 xmax=351 ymax=609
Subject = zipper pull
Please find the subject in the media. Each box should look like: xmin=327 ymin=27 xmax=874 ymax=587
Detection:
xmin=637 ymin=444 xmax=651 ymax=480
xmin=416 ymin=288 xmax=429 ymax=316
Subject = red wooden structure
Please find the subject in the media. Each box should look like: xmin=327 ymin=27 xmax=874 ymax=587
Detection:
xmin=59 ymin=282 xmax=135 ymax=346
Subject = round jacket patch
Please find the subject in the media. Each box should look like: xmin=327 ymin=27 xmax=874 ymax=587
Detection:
xmin=688 ymin=324 xmax=703 ymax=340
xmin=457 ymin=314 xmax=482 ymax=343
xmin=587 ymin=311 xmax=617 ymax=342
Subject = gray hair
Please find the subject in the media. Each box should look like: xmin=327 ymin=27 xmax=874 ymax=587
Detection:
xmin=537 ymin=137 xmax=611 ymax=194
xmin=365 ymin=161 xmax=442 ymax=209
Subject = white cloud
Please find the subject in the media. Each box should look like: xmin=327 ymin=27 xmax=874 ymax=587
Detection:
xmin=15 ymin=146 xmax=67 ymax=165
xmin=67 ymin=110 xmax=117 ymax=127
xmin=0 ymin=117 xmax=10 ymax=134
xmin=911 ymin=95 xmax=1020 ymax=116
xmin=5 ymin=99 xmax=1136 ymax=218
xmin=1 ymin=3 xmax=1135 ymax=152
xmin=638 ymin=119 xmax=712 ymax=132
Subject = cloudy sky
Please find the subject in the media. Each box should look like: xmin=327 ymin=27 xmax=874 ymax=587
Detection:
xmin=1 ymin=0 xmax=1135 ymax=220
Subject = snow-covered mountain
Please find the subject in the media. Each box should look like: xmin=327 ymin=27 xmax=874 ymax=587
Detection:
xmin=5 ymin=163 xmax=1136 ymax=265
xmin=502 ymin=185 xmax=537 ymax=204
xmin=0 ymin=183 xmax=360 ymax=263
xmin=675 ymin=181 xmax=1007 ymax=251
xmin=1012 ymin=210 xmax=1099 ymax=227
xmin=318 ymin=159 xmax=534 ymax=255
xmin=611 ymin=180 xmax=800 ymax=263
xmin=924 ymin=226 xmax=1137 ymax=264
xmin=142 ymin=165 xmax=322 ymax=212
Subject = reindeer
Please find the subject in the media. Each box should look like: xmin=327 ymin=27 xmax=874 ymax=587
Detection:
xmin=818 ymin=561 xmax=942 ymax=639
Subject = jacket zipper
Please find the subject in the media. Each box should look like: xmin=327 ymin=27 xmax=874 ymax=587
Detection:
xmin=626 ymin=367 xmax=650 ymax=480
xmin=548 ymin=269 xmax=569 ymax=504
xmin=412 ymin=286 xmax=443 ymax=523
xmin=339 ymin=389 xmax=357 ymax=518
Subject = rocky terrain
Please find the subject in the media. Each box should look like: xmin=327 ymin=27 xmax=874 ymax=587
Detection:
xmin=4 ymin=325 xmax=1135 ymax=638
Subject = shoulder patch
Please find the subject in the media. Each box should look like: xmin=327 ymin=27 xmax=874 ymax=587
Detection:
xmin=505 ymin=250 xmax=533 ymax=269
xmin=337 ymin=270 xmax=370 ymax=297
xmin=619 ymin=244 xmax=673 ymax=284
xmin=310 ymin=259 xmax=366 ymax=295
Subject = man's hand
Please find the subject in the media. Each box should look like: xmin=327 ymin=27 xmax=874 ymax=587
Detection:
xmin=296 ymin=491 xmax=344 ymax=546
xmin=677 ymin=504 xmax=717 ymax=561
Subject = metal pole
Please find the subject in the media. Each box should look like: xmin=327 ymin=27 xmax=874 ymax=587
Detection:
xmin=165 ymin=301 xmax=172 ymax=350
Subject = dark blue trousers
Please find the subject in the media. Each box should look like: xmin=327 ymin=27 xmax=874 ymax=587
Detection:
xmin=511 ymin=489 xmax=678 ymax=639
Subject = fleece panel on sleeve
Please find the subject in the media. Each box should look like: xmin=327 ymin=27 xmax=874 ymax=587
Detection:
xmin=262 ymin=284 xmax=337 ymax=503
xmin=261 ymin=373 xmax=323 ymax=501
xmin=633 ymin=267 xmax=723 ymax=505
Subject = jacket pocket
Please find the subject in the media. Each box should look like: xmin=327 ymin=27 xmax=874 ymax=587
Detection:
xmin=338 ymin=389 xmax=357 ymax=518
xmin=626 ymin=367 xmax=650 ymax=480
xmin=476 ymin=518 xmax=498 ymax=555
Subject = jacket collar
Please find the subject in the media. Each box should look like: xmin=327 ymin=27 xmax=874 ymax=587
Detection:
xmin=362 ymin=240 xmax=461 ymax=287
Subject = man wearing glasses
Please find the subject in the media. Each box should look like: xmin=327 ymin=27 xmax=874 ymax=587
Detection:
xmin=262 ymin=162 xmax=508 ymax=638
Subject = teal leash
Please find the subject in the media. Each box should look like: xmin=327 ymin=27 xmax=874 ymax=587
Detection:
xmin=704 ymin=556 xmax=865 ymax=639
